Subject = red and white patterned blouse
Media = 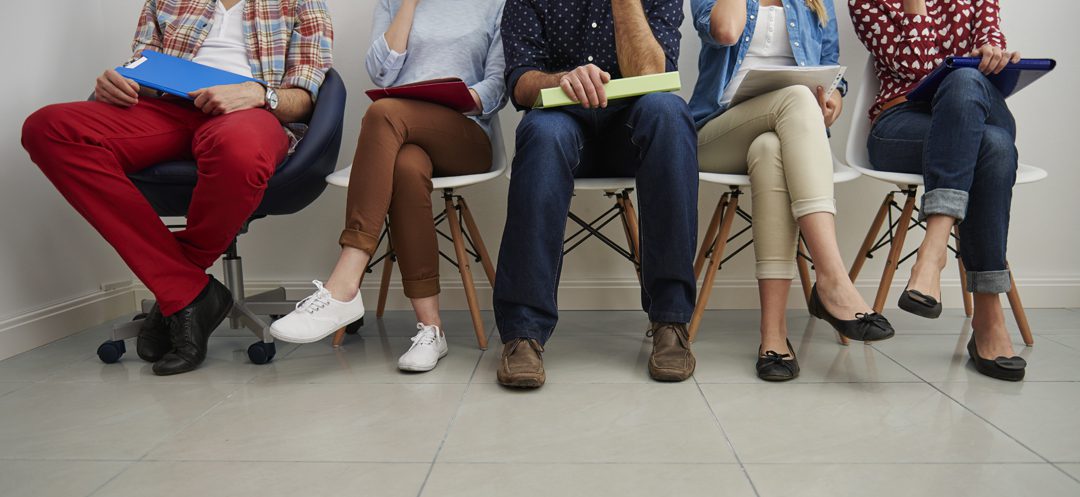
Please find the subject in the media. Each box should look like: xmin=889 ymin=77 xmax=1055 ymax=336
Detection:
xmin=848 ymin=0 xmax=1007 ymax=120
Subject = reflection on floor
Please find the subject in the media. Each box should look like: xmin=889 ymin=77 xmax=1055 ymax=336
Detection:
xmin=1 ymin=309 xmax=1080 ymax=497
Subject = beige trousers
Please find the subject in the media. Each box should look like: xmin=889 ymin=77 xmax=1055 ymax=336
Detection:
xmin=697 ymin=86 xmax=836 ymax=280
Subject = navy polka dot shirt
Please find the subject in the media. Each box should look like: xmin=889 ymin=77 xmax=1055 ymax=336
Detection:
xmin=502 ymin=0 xmax=684 ymax=110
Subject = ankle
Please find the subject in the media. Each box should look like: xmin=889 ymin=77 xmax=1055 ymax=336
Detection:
xmin=324 ymin=279 xmax=359 ymax=301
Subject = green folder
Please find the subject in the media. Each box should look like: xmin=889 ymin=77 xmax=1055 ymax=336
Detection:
xmin=533 ymin=71 xmax=681 ymax=109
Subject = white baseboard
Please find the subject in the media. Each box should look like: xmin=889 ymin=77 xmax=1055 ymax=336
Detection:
xmin=5 ymin=275 xmax=1074 ymax=361
xmin=0 ymin=283 xmax=136 ymax=361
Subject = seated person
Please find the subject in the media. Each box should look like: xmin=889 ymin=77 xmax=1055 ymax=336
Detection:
xmin=493 ymin=0 xmax=699 ymax=388
xmin=690 ymin=0 xmax=893 ymax=382
xmin=21 ymin=0 xmax=333 ymax=376
xmin=850 ymin=0 xmax=1027 ymax=380
xmin=270 ymin=0 xmax=508 ymax=373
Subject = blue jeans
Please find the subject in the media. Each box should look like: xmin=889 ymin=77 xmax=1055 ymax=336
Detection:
xmin=494 ymin=93 xmax=699 ymax=344
xmin=867 ymin=67 xmax=1018 ymax=294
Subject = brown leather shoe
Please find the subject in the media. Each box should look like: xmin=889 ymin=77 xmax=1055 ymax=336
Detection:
xmin=647 ymin=322 xmax=695 ymax=382
xmin=497 ymin=338 xmax=545 ymax=389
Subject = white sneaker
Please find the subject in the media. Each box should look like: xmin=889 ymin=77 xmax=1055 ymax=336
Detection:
xmin=270 ymin=280 xmax=365 ymax=343
xmin=398 ymin=323 xmax=448 ymax=372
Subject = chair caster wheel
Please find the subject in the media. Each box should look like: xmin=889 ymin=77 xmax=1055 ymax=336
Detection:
xmin=247 ymin=342 xmax=276 ymax=365
xmin=97 ymin=340 xmax=126 ymax=364
xmin=345 ymin=317 xmax=364 ymax=335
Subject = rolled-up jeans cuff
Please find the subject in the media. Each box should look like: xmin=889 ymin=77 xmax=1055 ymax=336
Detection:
xmin=920 ymin=188 xmax=968 ymax=222
xmin=791 ymin=197 xmax=836 ymax=220
xmin=757 ymin=261 xmax=797 ymax=280
xmin=339 ymin=228 xmax=380 ymax=254
xmin=403 ymin=275 xmax=440 ymax=299
xmin=966 ymin=270 xmax=1012 ymax=294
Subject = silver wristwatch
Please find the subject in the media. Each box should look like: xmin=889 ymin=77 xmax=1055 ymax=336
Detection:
xmin=263 ymin=85 xmax=279 ymax=111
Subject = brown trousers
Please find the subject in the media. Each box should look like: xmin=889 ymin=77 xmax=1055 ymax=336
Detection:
xmin=341 ymin=98 xmax=492 ymax=298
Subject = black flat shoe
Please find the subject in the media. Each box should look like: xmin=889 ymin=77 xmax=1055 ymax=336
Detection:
xmin=898 ymin=287 xmax=942 ymax=319
xmin=808 ymin=284 xmax=895 ymax=342
xmin=136 ymin=304 xmax=171 ymax=362
xmin=153 ymin=276 xmax=233 ymax=376
xmin=756 ymin=339 xmax=799 ymax=382
xmin=967 ymin=336 xmax=1026 ymax=381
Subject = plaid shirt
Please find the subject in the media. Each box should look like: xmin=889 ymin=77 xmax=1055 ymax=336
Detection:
xmin=132 ymin=0 xmax=333 ymax=100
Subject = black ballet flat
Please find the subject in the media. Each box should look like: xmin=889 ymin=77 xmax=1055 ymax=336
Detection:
xmin=808 ymin=284 xmax=895 ymax=342
xmin=967 ymin=336 xmax=1026 ymax=381
xmin=756 ymin=339 xmax=800 ymax=382
xmin=898 ymin=287 xmax=942 ymax=319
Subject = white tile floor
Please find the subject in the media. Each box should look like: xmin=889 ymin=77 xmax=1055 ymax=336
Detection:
xmin=1 ymin=309 xmax=1080 ymax=497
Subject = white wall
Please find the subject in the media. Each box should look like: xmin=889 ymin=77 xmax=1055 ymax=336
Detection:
xmin=2 ymin=0 xmax=1077 ymax=345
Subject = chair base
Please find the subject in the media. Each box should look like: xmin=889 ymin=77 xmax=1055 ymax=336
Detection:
xmin=849 ymin=187 xmax=1034 ymax=347
xmin=101 ymin=243 xmax=295 ymax=365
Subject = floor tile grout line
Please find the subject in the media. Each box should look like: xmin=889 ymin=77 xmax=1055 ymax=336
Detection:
xmin=412 ymin=322 xmax=495 ymax=497
xmin=869 ymin=334 xmax=1058 ymax=465
xmin=693 ymin=376 xmax=762 ymax=497
xmin=1049 ymin=462 xmax=1080 ymax=485
xmin=83 ymin=460 xmax=140 ymax=497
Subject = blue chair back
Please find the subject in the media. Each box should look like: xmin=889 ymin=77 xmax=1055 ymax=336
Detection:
xmin=129 ymin=68 xmax=347 ymax=217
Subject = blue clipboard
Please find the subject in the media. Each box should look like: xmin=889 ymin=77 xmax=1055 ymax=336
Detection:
xmin=116 ymin=50 xmax=264 ymax=100
xmin=907 ymin=56 xmax=1056 ymax=102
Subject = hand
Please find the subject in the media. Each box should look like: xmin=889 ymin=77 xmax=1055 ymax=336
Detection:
xmin=189 ymin=82 xmax=265 ymax=116
xmin=466 ymin=88 xmax=483 ymax=116
xmin=817 ymin=86 xmax=842 ymax=127
xmin=95 ymin=69 xmax=141 ymax=107
xmin=969 ymin=45 xmax=1021 ymax=75
xmin=559 ymin=64 xmax=611 ymax=109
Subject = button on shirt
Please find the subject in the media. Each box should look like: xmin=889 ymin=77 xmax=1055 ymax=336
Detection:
xmin=501 ymin=0 xmax=684 ymax=110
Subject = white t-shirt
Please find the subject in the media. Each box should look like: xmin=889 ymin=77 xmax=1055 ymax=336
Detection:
xmin=192 ymin=0 xmax=253 ymax=78
xmin=719 ymin=6 xmax=797 ymax=105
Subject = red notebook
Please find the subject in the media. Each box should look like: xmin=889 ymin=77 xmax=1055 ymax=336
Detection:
xmin=365 ymin=77 xmax=478 ymax=113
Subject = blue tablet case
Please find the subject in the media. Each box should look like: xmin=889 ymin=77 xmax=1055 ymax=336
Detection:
xmin=115 ymin=50 xmax=263 ymax=100
xmin=907 ymin=56 xmax=1056 ymax=102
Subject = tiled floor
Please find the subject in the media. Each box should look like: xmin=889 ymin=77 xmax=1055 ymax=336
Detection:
xmin=2 ymin=309 xmax=1080 ymax=497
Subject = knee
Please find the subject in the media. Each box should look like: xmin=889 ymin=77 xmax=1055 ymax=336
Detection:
xmin=22 ymin=104 xmax=78 ymax=155
xmin=746 ymin=132 xmax=783 ymax=173
xmin=977 ymin=127 xmax=1018 ymax=184
xmin=199 ymin=142 xmax=278 ymax=189
xmin=774 ymin=85 xmax=822 ymax=124
xmin=629 ymin=92 xmax=692 ymax=128
xmin=936 ymin=68 xmax=992 ymax=104
xmin=516 ymin=110 xmax=582 ymax=154
xmin=361 ymin=98 xmax=407 ymax=130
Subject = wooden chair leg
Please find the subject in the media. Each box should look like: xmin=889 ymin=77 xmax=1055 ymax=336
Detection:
xmin=619 ymin=191 xmax=643 ymax=284
xmin=796 ymin=237 xmax=813 ymax=305
xmin=873 ymin=190 xmax=917 ymax=313
xmin=689 ymin=192 xmax=740 ymax=342
xmin=377 ymin=248 xmax=394 ymax=318
xmin=849 ymin=192 xmax=893 ymax=282
xmin=954 ymin=226 xmax=974 ymax=318
xmin=446 ymin=196 xmax=488 ymax=350
xmin=695 ymin=195 xmax=727 ymax=280
xmin=458 ymin=197 xmax=497 ymax=286
xmin=1006 ymin=267 xmax=1035 ymax=347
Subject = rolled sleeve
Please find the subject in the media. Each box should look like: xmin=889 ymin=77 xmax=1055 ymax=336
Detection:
xmin=691 ymin=0 xmax=728 ymax=48
xmin=366 ymin=34 xmax=408 ymax=87
xmin=472 ymin=8 xmax=509 ymax=119
xmin=282 ymin=0 xmax=333 ymax=101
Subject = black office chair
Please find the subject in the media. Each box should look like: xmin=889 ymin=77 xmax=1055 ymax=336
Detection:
xmin=96 ymin=68 xmax=348 ymax=365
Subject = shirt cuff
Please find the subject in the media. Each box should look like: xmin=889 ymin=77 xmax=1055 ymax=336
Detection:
xmin=372 ymin=34 xmax=407 ymax=80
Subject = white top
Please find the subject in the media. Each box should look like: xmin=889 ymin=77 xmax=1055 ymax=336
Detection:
xmin=192 ymin=0 xmax=253 ymax=78
xmin=719 ymin=6 xmax=797 ymax=105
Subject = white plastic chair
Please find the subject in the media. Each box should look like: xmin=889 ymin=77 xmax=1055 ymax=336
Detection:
xmin=689 ymin=157 xmax=861 ymax=340
xmin=845 ymin=59 xmax=1046 ymax=346
xmin=325 ymin=116 xmax=509 ymax=350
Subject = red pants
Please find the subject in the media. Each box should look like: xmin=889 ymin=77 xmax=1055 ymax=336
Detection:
xmin=21 ymin=98 xmax=288 ymax=315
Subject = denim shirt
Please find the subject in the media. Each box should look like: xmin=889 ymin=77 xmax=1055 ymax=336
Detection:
xmin=688 ymin=0 xmax=841 ymax=128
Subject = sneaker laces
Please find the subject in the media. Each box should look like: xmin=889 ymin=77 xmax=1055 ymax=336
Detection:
xmin=295 ymin=280 xmax=333 ymax=314
xmin=411 ymin=323 xmax=439 ymax=347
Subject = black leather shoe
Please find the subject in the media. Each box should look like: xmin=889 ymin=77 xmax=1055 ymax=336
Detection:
xmin=756 ymin=339 xmax=799 ymax=382
xmin=136 ymin=304 xmax=171 ymax=363
xmin=898 ymin=287 xmax=942 ymax=319
xmin=153 ymin=277 xmax=233 ymax=376
xmin=808 ymin=284 xmax=895 ymax=342
xmin=967 ymin=335 xmax=1026 ymax=381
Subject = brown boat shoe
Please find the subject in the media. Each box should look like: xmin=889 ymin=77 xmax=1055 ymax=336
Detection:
xmin=647 ymin=322 xmax=695 ymax=382
xmin=497 ymin=337 xmax=545 ymax=389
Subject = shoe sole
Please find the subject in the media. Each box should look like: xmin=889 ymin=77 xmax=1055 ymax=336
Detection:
xmin=269 ymin=312 xmax=365 ymax=344
xmin=648 ymin=369 xmax=695 ymax=382
xmin=497 ymin=374 xmax=545 ymax=389
xmin=398 ymin=349 xmax=448 ymax=373
xmin=758 ymin=373 xmax=799 ymax=382
xmin=898 ymin=293 xmax=943 ymax=319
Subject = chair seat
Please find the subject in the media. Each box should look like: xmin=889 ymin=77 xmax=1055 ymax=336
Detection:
xmin=852 ymin=163 xmax=1048 ymax=187
xmin=699 ymin=158 xmax=861 ymax=187
xmin=326 ymin=165 xmax=506 ymax=190
xmin=573 ymin=177 xmax=637 ymax=191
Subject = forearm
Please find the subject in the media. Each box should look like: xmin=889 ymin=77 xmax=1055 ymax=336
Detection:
xmin=902 ymin=0 xmax=927 ymax=15
xmin=611 ymin=0 xmax=665 ymax=76
xmin=709 ymin=0 xmax=747 ymax=45
xmin=272 ymin=87 xmax=315 ymax=123
xmin=513 ymin=70 xmax=567 ymax=109
xmin=384 ymin=0 xmax=419 ymax=53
